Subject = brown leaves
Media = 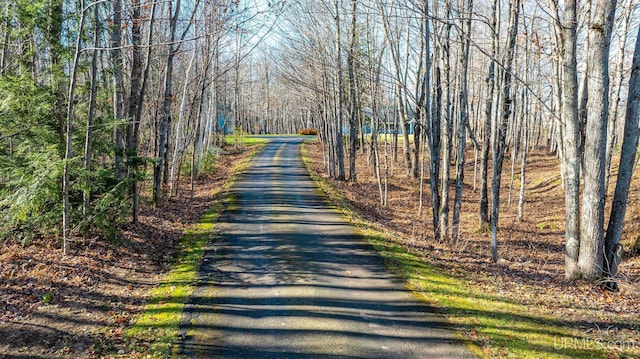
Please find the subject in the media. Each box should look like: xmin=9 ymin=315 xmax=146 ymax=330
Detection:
xmin=0 ymin=149 xmax=254 ymax=357
xmin=304 ymin=141 xmax=640 ymax=352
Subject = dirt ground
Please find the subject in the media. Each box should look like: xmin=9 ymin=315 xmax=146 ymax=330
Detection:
xmin=304 ymin=141 xmax=640 ymax=349
xmin=0 ymin=149 xmax=251 ymax=358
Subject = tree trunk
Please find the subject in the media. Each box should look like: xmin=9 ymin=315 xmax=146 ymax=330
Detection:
xmin=170 ymin=43 xmax=197 ymax=196
xmin=479 ymin=0 xmax=498 ymax=229
xmin=550 ymin=0 xmax=582 ymax=279
xmin=63 ymin=0 xmax=87 ymax=254
xmin=153 ymin=0 xmax=181 ymax=206
xmin=577 ymin=0 xmax=591 ymax=173
xmin=604 ymin=3 xmax=633 ymax=192
xmin=46 ymin=0 xmax=65 ymax=159
xmin=0 ymin=2 xmax=10 ymax=71
xmin=334 ymin=0 xmax=346 ymax=180
xmin=517 ymin=110 xmax=529 ymax=222
xmin=438 ymin=1 xmax=453 ymax=242
xmin=604 ymin=22 xmax=640 ymax=290
xmin=429 ymin=56 xmax=442 ymax=240
xmin=517 ymin=33 xmax=532 ymax=222
xmin=452 ymin=0 xmax=473 ymax=243
xmin=83 ymin=3 xmax=100 ymax=220
xmin=132 ymin=0 xmax=156 ymax=221
xmin=377 ymin=0 xmax=410 ymax=175
xmin=110 ymin=0 xmax=125 ymax=180
xmin=579 ymin=0 xmax=617 ymax=280
xmin=490 ymin=0 xmax=520 ymax=262
xmin=347 ymin=0 xmax=358 ymax=182
xmin=413 ymin=0 xmax=429 ymax=182
xmin=126 ymin=0 xmax=146 ymax=224
xmin=425 ymin=0 xmax=443 ymax=228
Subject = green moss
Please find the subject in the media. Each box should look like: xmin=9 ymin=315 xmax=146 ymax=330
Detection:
xmin=300 ymin=142 xmax=614 ymax=359
xmin=42 ymin=292 xmax=52 ymax=304
xmin=125 ymin=145 xmax=263 ymax=358
xmin=536 ymin=221 xmax=559 ymax=231
xmin=536 ymin=221 xmax=549 ymax=230
xmin=125 ymin=204 xmax=220 ymax=356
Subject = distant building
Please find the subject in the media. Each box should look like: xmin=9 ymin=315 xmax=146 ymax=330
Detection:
xmin=216 ymin=104 xmax=233 ymax=134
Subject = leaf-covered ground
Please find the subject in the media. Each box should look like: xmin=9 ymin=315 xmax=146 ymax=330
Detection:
xmin=0 ymin=149 xmax=252 ymax=358
xmin=304 ymin=140 xmax=640 ymax=358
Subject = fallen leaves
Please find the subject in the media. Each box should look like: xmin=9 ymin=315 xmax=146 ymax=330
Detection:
xmin=0 ymin=149 xmax=253 ymax=357
xmin=304 ymin=141 xmax=640 ymax=354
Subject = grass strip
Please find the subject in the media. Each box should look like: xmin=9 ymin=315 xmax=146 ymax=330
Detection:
xmin=125 ymin=145 xmax=263 ymax=357
xmin=224 ymin=134 xmax=317 ymax=147
xmin=300 ymin=142 xmax=614 ymax=359
xmin=224 ymin=134 xmax=270 ymax=146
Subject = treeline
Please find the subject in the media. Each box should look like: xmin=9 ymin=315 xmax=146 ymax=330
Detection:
xmin=3 ymin=0 xmax=640 ymax=289
xmin=0 ymin=1 xmax=288 ymax=251
xmin=270 ymin=0 xmax=640 ymax=289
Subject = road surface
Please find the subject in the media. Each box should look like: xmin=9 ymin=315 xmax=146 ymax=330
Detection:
xmin=178 ymin=136 xmax=475 ymax=358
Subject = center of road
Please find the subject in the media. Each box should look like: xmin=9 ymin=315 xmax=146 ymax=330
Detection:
xmin=178 ymin=136 xmax=474 ymax=359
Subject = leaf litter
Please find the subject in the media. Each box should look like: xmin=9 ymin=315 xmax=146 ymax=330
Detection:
xmin=0 ymin=149 xmax=252 ymax=358
xmin=304 ymin=141 xmax=640 ymax=357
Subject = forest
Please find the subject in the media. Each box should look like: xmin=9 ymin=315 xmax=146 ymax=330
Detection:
xmin=275 ymin=0 xmax=640 ymax=288
xmin=1 ymin=0 xmax=640 ymax=356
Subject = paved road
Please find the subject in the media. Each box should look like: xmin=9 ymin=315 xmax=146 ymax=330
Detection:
xmin=178 ymin=136 xmax=474 ymax=358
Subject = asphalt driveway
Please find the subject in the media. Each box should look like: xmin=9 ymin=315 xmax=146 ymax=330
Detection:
xmin=178 ymin=136 xmax=475 ymax=358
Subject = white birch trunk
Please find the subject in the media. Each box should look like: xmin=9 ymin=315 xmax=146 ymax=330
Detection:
xmin=169 ymin=44 xmax=197 ymax=197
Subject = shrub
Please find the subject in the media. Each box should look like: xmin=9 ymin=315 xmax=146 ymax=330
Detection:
xmin=299 ymin=128 xmax=318 ymax=135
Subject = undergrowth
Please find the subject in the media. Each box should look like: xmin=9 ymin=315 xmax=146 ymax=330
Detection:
xmin=300 ymin=141 xmax=623 ymax=359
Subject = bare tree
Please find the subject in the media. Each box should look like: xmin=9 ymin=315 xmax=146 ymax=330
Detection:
xmin=153 ymin=0 xmax=199 ymax=206
xmin=83 ymin=2 xmax=101 ymax=220
xmin=63 ymin=0 xmax=89 ymax=254
xmin=549 ymin=0 xmax=581 ymax=279
xmin=579 ymin=0 xmax=618 ymax=280
xmin=422 ymin=0 xmax=441 ymax=240
xmin=126 ymin=0 xmax=156 ymax=224
xmin=604 ymin=19 xmax=640 ymax=290
xmin=604 ymin=1 xmax=634 ymax=192
xmin=490 ymin=0 xmax=520 ymax=262
xmin=377 ymin=0 xmax=411 ymax=176
xmin=452 ymin=0 xmax=474 ymax=243
xmin=479 ymin=0 xmax=498 ymax=229
xmin=334 ymin=0 xmax=346 ymax=180
xmin=437 ymin=0 xmax=453 ymax=242
xmin=347 ymin=0 xmax=359 ymax=181
xmin=110 ymin=0 xmax=125 ymax=180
